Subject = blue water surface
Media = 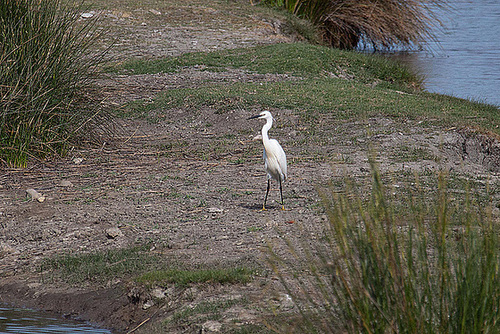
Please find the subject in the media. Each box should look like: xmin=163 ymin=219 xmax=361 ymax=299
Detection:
xmin=393 ymin=0 xmax=500 ymax=106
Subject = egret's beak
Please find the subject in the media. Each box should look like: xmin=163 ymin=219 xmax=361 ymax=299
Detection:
xmin=247 ymin=114 xmax=261 ymax=120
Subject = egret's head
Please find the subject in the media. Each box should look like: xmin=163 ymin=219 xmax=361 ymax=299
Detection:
xmin=247 ymin=110 xmax=273 ymax=121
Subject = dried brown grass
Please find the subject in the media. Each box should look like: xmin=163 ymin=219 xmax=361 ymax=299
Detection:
xmin=322 ymin=0 xmax=444 ymax=49
xmin=270 ymin=0 xmax=445 ymax=49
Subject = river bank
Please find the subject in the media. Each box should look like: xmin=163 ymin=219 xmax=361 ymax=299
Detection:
xmin=1 ymin=1 xmax=499 ymax=333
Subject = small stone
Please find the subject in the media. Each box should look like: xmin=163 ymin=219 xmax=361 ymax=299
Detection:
xmin=142 ymin=300 xmax=154 ymax=310
xmin=202 ymin=320 xmax=222 ymax=333
xmin=151 ymin=288 xmax=166 ymax=299
xmin=27 ymin=282 xmax=42 ymax=289
xmin=106 ymin=227 xmax=123 ymax=239
xmin=0 ymin=243 xmax=18 ymax=255
xmin=73 ymin=157 xmax=84 ymax=164
xmin=81 ymin=12 xmax=94 ymax=18
xmin=207 ymin=207 xmax=223 ymax=214
xmin=279 ymin=293 xmax=294 ymax=309
xmin=149 ymin=9 xmax=161 ymax=15
xmin=59 ymin=180 xmax=73 ymax=187
xmin=26 ymin=188 xmax=45 ymax=202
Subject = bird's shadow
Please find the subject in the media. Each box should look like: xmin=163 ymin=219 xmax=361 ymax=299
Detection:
xmin=240 ymin=203 xmax=280 ymax=211
xmin=240 ymin=203 xmax=262 ymax=210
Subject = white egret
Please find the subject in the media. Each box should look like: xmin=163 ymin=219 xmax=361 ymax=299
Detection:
xmin=248 ymin=111 xmax=287 ymax=210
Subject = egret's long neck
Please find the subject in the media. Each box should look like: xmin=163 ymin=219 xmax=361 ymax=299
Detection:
xmin=261 ymin=117 xmax=272 ymax=145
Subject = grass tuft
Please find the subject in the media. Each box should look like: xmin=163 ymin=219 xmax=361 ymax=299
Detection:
xmin=40 ymin=244 xmax=158 ymax=284
xmin=41 ymin=244 xmax=255 ymax=288
xmin=267 ymin=158 xmax=500 ymax=333
xmin=0 ymin=0 xmax=107 ymax=166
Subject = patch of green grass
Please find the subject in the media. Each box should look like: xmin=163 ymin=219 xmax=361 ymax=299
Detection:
xmin=117 ymin=42 xmax=500 ymax=136
xmin=118 ymin=43 xmax=420 ymax=90
xmin=41 ymin=244 xmax=159 ymax=284
xmin=42 ymin=244 xmax=256 ymax=289
xmin=229 ymin=157 xmax=247 ymax=164
xmin=394 ymin=145 xmax=439 ymax=163
xmin=136 ymin=267 xmax=254 ymax=287
xmin=118 ymin=43 xmax=499 ymax=137
xmin=124 ymin=75 xmax=499 ymax=136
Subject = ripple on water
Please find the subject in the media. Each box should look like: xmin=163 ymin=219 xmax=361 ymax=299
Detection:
xmin=0 ymin=307 xmax=111 ymax=334
xmin=385 ymin=0 xmax=500 ymax=106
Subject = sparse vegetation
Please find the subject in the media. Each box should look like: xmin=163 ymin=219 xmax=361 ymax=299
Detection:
xmin=267 ymin=159 xmax=500 ymax=333
xmin=136 ymin=267 xmax=254 ymax=287
xmin=41 ymin=244 xmax=159 ymax=284
xmin=118 ymin=43 xmax=499 ymax=137
xmin=120 ymin=43 xmax=421 ymax=90
xmin=41 ymin=242 xmax=255 ymax=285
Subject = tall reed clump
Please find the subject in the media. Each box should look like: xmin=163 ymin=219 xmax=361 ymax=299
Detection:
xmin=0 ymin=0 xmax=106 ymax=167
xmin=266 ymin=160 xmax=500 ymax=333
xmin=261 ymin=0 xmax=444 ymax=50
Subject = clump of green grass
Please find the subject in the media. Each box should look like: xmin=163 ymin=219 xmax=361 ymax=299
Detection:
xmin=267 ymin=158 xmax=500 ymax=333
xmin=41 ymin=244 xmax=159 ymax=284
xmin=118 ymin=43 xmax=499 ymax=135
xmin=0 ymin=0 xmax=106 ymax=166
xmin=41 ymin=244 xmax=255 ymax=288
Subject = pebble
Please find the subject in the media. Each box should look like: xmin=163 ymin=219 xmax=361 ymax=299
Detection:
xmin=106 ymin=227 xmax=123 ymax=239
xmin=201 ymin=320 xmax=222 ymax=333
xmin=151 ymin=288 xmax=166 ymax=299
xmin=26 ymin=188 xmax=45 ymax=203
xmin=279 ymin=293 xmax=294 ymax=309
xmin=0 ymin=243 xmax=18 ymax=255
xmin=207 ymin=207 xmax=223 ymax=213
xmin=59 ymin=180 xmax=73 ymax=187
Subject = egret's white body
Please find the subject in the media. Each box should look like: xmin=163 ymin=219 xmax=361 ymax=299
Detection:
xmin=248 ymin=111 xmax=287 ymax=210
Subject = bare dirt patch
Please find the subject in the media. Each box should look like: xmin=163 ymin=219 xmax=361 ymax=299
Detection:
xmin=1 ymin=2 xmax=499 ymax=333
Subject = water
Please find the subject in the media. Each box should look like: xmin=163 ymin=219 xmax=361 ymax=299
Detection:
xmin=0 ymin=307 xmax=111 ymax=334
xmin=388 ymin=0 xmax=500 ymax=106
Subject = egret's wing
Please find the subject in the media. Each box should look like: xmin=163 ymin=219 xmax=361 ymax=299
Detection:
xmin=278 ymin=146 xmax=287 ymax=181
xmin=262 ymin=149 xmax=271 ymax=179
xmin=269 ymin=139 xmax=287 ymax=181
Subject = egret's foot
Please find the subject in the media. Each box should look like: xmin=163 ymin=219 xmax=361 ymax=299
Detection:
xmin=259 ymin=206 xmax=267 ymax=212
xmin=281 ymin=205 xmax=286 ymax=211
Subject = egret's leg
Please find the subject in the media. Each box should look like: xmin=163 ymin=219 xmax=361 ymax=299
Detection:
xmin=262 ymin=179 xmax=270 ymax=211
xmin=279 ymin=177 xmax=285 ymax=210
